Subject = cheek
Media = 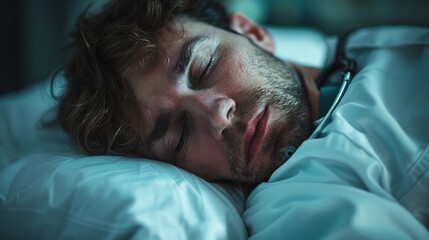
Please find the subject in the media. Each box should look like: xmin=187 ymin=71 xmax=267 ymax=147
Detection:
xmin=219 ymin=52 xmax=258 ymax=91
xmin=181 ymin=137 xmax=230 ymax=179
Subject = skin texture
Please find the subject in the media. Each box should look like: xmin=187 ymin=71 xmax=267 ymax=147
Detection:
xmin=126 ymin=14 xmax=315 ymax=184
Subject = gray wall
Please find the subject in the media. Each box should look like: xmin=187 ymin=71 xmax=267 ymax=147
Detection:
xmin=221 ymin=0 xmax=429 ymax=33
xmin=0 ymin=0 xmax=108 ymax=94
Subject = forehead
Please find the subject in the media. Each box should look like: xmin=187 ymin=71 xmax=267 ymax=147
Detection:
xmin=127 ymin=19 xmax=222 ymax=95
xmin=159 ymin=19 xmax=224 ymax=62
xmin=128 ymin=19 xmax=222 ymax=81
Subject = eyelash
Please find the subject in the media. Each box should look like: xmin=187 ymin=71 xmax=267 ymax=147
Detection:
xmin=201 ymin=56 xmax=215 ymax=80
xmin=176 ymin=115 xmax=190 ymax=154
xmin=191 ymin=55 xmax=216 ymax=89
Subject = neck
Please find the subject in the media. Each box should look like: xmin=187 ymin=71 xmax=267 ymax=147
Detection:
xmin=291 ymin=63 xmax=320 ymax=121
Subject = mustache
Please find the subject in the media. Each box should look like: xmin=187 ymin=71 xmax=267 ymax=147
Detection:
xmin=220 ymin=74 xmax=306 ymax=176
xmin=222 ymin=86 xmax=268 ymax=174
xmin=224 ymin=86 xmax=268 ymax=136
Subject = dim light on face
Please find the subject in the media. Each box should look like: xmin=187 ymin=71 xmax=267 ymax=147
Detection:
xmin=127 ymin=17 xmax=311 ymax=184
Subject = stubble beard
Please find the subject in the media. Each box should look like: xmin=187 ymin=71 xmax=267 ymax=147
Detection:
xmin=223 ymin=47 xmax=313 ymax=184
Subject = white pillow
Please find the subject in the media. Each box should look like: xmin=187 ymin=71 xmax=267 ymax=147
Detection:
xmin=266 ymin=26 xmax=327 ymax=68
xmin=0 ymin=79 xmax=247 ymax=239
xmin=0 ymin=154 xmax=246 ymax=239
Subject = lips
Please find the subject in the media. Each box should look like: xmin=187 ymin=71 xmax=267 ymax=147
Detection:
xmin=243 ymin=106 xmax=270 ymax=164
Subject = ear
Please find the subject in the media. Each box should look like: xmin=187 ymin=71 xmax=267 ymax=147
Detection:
xmin=229 ymin=13 xmax=274 ymax=52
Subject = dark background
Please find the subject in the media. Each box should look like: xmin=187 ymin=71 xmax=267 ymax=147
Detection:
xmin=2 ymin=0 xmax=429 ymax=94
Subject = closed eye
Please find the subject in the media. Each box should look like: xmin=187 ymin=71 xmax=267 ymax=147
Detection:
xmin=189 ymin=55 xmax=216 ymax=89
xmin=200 ymin=55 xmax=215 ymax=81
xmin=175 ymin=115 xmax=190 ymax=154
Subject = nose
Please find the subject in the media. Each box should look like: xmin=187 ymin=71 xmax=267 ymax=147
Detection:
xmin=185 ymin=91 xmax=236 ymax=140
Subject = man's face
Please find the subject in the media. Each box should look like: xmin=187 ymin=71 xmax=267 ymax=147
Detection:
xmin=127 ymin=18 xmax=312 ymax=184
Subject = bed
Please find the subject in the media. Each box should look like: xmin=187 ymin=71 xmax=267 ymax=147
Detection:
xmin=13 ymin=25 xmax=429 ymax=239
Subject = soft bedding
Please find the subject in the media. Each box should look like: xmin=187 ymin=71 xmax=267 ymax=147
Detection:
xmin=0 ymin=27 xmax=327 ymax=239
xmin=0 ymin=78 xmax=247 ymax=239
xmin=243 ymin=26 xmax=429 ymax=239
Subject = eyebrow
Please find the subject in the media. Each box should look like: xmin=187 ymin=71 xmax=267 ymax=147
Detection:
xmin=172 ymin=34 xmax=210 ymax=80
xmin=148 ymin=111 xmax=172 ymax=148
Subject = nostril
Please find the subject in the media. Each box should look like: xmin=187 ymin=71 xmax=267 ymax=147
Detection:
xmin=226 ymin=105 xmax=235 ymax=121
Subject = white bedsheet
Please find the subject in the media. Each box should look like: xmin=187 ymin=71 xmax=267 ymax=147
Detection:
xmin=244 ymin=26 xmax=429 ymax=239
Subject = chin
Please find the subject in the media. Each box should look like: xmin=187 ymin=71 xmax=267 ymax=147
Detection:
xmin=245 ymin=154 xmax=282 ymax=184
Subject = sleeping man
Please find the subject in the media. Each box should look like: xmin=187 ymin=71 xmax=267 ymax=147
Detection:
xmin=57 ymin=0 xmax=429 ymax=237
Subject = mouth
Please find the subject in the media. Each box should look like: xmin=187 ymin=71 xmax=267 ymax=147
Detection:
xmin=243 ymin=106 xmax=270 ymax=165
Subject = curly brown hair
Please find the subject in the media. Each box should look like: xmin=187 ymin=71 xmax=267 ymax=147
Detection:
xmin=57 ymin=0 xmax=230 ymax=156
